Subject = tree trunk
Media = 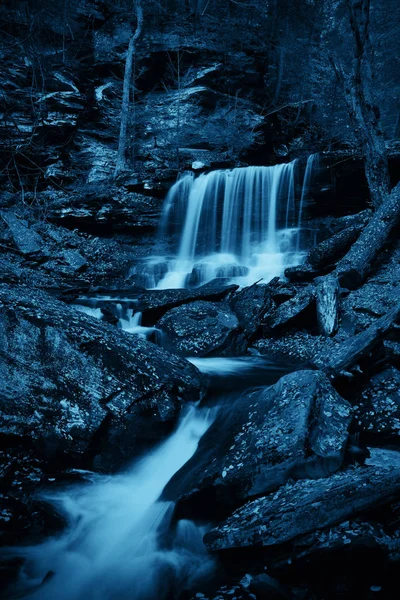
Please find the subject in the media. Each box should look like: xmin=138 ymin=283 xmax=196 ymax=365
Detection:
xmin=314 ymin=302 xmax=400 ymax=379
xmin=307 ymin=223 xmax=367 ymax=269
xmin=114 ymin=1 xmax=143 ymax=178
xmin=336 ymin=182 xmax=400 ymax=289
xmin=331 ymin=0 xmax=390 ymax=208
xmin=315 ymin=275 xmax=340 ymax=337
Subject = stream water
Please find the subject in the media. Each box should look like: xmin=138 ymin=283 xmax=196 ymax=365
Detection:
xmin=6 ymin=358 xmax=291 ymax=600
xmin=5 ymin=158 xmax=317 ymax=599
xmin=7 ymin=406 xmax=215 ymax=600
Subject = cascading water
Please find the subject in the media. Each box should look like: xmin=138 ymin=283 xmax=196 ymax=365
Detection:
xmin=5 ymin=406 xmax=215 ymax=600
xmin=133 ymin=157 xmax=318 ymax=289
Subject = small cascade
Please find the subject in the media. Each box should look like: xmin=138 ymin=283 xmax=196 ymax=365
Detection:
xmin=6 ymin=406 xmax=215 ymax=600
xmin=119 ymin=310 xmax=157 ymax=339
xmin=133 ymin=157 xmax=319 ymax=289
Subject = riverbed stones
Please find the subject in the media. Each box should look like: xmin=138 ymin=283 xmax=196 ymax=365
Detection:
xmin=157 ymin=300 xmax=244 ymax=357
xmin=204 ymin=456 xmax=400 ymax=552
xmin=354 ymin=367 xmax=400 ymax=441
xmin=0 ymin=284 xmax=202 ymax=469
xmin=165 ymin=370 xmax=352 ymax=519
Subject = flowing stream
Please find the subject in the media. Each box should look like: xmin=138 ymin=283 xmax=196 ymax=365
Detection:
xmin=6 ymin=157 xmax=318 ymax=599
xmin=7 ymin=406 xmax=215 ymax=600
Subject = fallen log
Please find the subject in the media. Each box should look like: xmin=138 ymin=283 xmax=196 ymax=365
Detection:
xmin=308 ymin=223 xmax=365 ymax=269
xmin=315 ymin=274 xmax=340 ymax=337
xmin=313 ymin=302 xmax=400 ymax=378
xmin=336 ymin=182 xmax=400 ymax=289
xmin=264 ymin=286 xmax=315 ymax=331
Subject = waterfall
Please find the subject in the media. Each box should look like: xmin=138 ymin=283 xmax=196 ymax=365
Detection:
xmin=132 ymin=157 xmax=318 ymax=289
xmin=5 ymin=406 xmax=215 ymax=600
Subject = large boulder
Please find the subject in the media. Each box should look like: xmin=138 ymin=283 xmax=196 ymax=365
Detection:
xmin=157 ymin=300 xmax=244 ymax=357
xmin=204 ymin=451 xmax=400 ymax=552
xmin=0 ymin=284 xmax=202 ymax=470
xmin=164 ymin=370 xmax=352 ymax=519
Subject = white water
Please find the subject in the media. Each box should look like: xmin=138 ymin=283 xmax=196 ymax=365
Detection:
xmin=188 ymin=356 xmax=266 ymax=375
xmin=119 ymin=310 xmax=156 ymax=339
xmin=132 ymin=158 xmax=318 ymax=289
xmin=8 ymin=406 xmax=215 ymax=600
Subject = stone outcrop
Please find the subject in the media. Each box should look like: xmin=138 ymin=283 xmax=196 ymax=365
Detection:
xmin=0 ymin=284 xmax=202 ymax=470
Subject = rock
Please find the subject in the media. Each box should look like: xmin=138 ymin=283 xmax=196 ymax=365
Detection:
xmin=354 ymin=367 xmax=400 ymax=441
xmin=264 ymin=287 xmax=316 ymax=331
xmin=249 ymin=574 xmax=291 ymax=600
xmin=164 ymin=370 xmax=351 ymax=519
xmin=204 ymin=456 xmax=400 ymax=552
xmin=136 ymin=284 xmax=239 ymax=326
xmin=341 ymin=244 xmax=400 ymax=333
xmin=47 ymin=186 xmax=164 ymax=234
xmin=1 ymin=211 xmax=43 ymax=255
xmin=229 ymin=284 xmax=274 ymax=339
xmin=60 ymin=250 xmax=88 ymax=272
xmin=157 ymin=300 xmax=243 ymax=357
xmin=284 ymin=264 xmax=322 ymax=282
xmin=0 ymin=284 xmax=202 ymax=470
xmin=305 ymin=210 xmax=372 ymax=240
xmin=384 ymin=340 xmax=400 ymax=368
xmin=253 ymin=331 xmax=335 ymax=364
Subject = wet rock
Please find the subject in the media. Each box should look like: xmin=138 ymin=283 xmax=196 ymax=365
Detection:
xmin=284 ymin=264 xmax=322 ymax=282
xmin=229 ymin=284 xmax=274 ymax=339
xmin=354 ymin=367 xmax=400 ymax=442
xmin=60 ymin=250 xmax=88 ymax=272
xmin=1 ymin=211 xmax=43 ymax=255
xmin=341 ymin=244 xmax=400 ymax=331
xmin=204 ymin=453 xmax=400 ymax=552
xmin=157 ymin=300 xmax=243 ymax=357
xmin=384 ymin=340 xmax=400 ymax=368
xmin=0 ymin=284 xmax=202 ymax=470
xmin=305 ymin=210 xmax=372 ymax=240
xmin=46 ymin=186 xmax=164 ymax=234
xmin=253 ymin=331 xmax=335 ymax=364
xmin=165 ymin=370 xmax=351 ymax=519
xmin=137 ymin=284 xmax=239 ymax=326
xmin=263 ymin=287 xmax=316 ymax=331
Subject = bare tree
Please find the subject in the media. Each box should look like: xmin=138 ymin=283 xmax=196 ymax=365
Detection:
xmin=114 ymin=0 xmax=144 ymax=178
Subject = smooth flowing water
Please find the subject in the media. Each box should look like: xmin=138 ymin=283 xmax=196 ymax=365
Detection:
xmin=6 ymin=406 xmax=215 ymax=600
xmin=132 ymin=157 xmax=318 ymax=289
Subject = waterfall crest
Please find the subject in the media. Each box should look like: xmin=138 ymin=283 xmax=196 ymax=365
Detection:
xmin=134 ymin=157 xmax=318 ymax=289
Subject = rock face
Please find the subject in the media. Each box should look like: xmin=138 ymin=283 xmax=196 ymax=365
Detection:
xmin=204 ymin=456 xmax=400 ymax=552
xmin=0 ymin=284 xmax=202 ymax=470
xmin=164 ymin=370 xmax=352 ymax=519
xmin=157 ymin=300 xmax=244 ymax=357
